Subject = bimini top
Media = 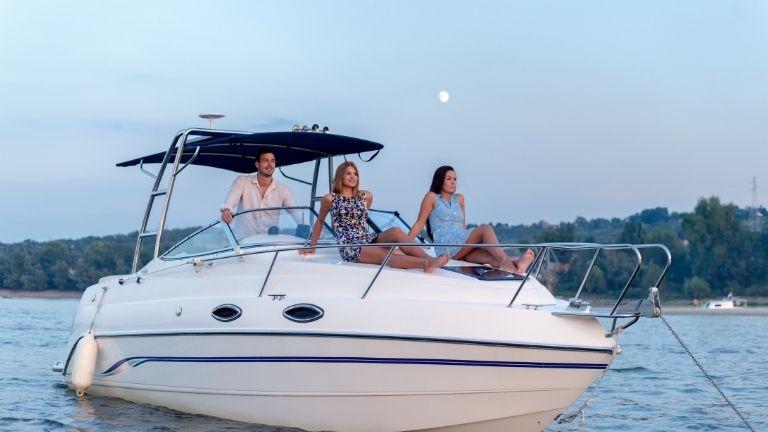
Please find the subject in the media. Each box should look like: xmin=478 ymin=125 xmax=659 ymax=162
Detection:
xmin=117 ymin=130 xmax=384 ymax=173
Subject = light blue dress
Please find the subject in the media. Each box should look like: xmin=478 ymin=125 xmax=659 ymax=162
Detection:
xmin=428 ymin=193 xmax=472 ymax=257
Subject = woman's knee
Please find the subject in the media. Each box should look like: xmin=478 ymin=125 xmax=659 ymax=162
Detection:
xmin=384 ymin=227 xmax=406 ymax=240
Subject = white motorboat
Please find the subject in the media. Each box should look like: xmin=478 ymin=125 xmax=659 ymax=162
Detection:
xmin=59 ymin=127 xmax=670 ymax=431
xmin=703 ymin=293 xmax=747 ymax=310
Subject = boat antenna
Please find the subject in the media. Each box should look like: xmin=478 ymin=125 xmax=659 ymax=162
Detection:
xmin=199 ymin=113 xmax=225 ymax=129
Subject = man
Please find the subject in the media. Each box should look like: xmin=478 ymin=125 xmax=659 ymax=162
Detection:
xmin=220 ymin=150 xmax=297 ymax=239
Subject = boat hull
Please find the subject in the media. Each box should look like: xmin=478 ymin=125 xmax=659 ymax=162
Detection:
xmin=68 ymin=333 xmax=612 ymax=431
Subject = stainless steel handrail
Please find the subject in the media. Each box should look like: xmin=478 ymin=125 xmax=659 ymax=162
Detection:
xmin=174 ymin=145 xmax=201 ymax=175
xmin=129 ymin=239 xmax=670 ymax=317
xmin=259 ymin=250 xmax=280 ymax=297
xmin=138 ymin=159 xmax=158 ymax=180
xmin=361 ymin=245 xmax=396 ymax=299
xmin=141 ymin=195 xmax=670 ymax=313
xmin=183 ymin=241 xmax=663 ymax=307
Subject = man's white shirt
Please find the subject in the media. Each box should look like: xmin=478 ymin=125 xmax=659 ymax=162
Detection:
xmin=220 ymin=175 xmax=297 ymax=238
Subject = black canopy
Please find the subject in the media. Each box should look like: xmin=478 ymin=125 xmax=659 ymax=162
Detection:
xmin=117 ymin=131 xmax=384 ymax=173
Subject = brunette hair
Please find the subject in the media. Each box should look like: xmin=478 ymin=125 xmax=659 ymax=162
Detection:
xmin=426 ymin=165 xmax=455 ymax=241
xmin=332 ymin=161 xmax=360 ymax=195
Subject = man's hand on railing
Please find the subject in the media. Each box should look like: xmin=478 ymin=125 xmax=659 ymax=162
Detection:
xmin=220 ymin=209 xmax=234 ymax=224
xmin=299 ymin=245 xmax=315 ymax=255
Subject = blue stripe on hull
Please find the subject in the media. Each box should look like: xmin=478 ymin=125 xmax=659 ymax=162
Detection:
xmin=100 ymin=356 xmax=608 ymax=376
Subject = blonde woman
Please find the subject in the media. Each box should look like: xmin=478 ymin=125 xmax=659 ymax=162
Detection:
xmin=301 ymin=161 xmax=449 ymax=272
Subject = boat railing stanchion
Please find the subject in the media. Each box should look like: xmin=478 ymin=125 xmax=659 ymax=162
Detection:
xmin=609 ymin=245 xmax=643 ymax=316
xmin=507 ymin=245 xmax=547 ymax=307
xmin=573 ymin=248 xmax=601 ymax=300
xmin=361 ymin=244 xmax=396 ymax=299
xmin=259 ymin=250 xmax=280 ymax=297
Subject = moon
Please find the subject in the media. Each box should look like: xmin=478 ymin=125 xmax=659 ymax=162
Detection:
xmin=438 ymin=90 xmax=450 ymax=103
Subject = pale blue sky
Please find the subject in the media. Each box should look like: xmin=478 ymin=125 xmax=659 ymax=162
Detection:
xmin=1 ymin=1 xmax=766 ymax=242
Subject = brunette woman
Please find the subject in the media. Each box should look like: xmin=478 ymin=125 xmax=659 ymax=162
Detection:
xmin=301 ymin=161 xmax=449 ymax=272
xmin=406 ymin=165 xmax=534 ymax=273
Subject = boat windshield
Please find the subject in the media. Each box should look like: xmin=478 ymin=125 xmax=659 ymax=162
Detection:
xmin=161 ymin=206 xmax=425 ymax=261
xmin=367 ymin=209 xmax=425 ymax=243
xmin=229 ymin=207 xmax=334 ymax=248
xmin=162 ymin=206 xmax=335 ymax=260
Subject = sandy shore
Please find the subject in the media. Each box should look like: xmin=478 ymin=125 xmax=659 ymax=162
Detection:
xmin=662 ymin=306 xmax=768 ymax=316
xmin=0 ymin=289 xmax=82 ymax=299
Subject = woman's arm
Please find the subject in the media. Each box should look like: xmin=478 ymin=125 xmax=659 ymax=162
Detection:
xmin=362 ymin=190 xmax=373 ymax=208
xmin=300 ymin=194 xmax=332 ymax=255
xmin=457 ymin=194 xmax=467 ymax=230
xmin=406 ymin=193 xmax=436 ymax=241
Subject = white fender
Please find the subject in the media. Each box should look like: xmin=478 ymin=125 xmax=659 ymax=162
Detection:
xmin=72 ymin=330 xmax=98 ymax=396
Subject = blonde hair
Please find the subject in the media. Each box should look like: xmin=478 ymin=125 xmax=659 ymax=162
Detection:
xmin=332 ymin=161 xmax=360 ymax=195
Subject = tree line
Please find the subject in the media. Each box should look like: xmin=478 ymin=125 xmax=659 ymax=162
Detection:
xmin=0 ymin=196 xmax=766 ymax=299
xmin=489 ymin=197 xmax=767 ymax=299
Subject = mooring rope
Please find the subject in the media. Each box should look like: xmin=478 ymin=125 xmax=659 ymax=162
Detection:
xmin=661 ymin=315 xmax=756 ymax=432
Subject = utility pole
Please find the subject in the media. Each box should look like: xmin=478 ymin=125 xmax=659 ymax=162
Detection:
xmin=750 ymin=177 xmax=759 ymax=232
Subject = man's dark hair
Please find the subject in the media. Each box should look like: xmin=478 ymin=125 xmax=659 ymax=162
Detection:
xmin=256 ymin=150 xmax=276 ymax=162
xmin=426 ymin=165 xmax=455 ymax=241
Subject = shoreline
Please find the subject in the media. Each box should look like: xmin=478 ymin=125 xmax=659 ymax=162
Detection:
xmin=662 ymin=306 xmax=768 ymax=316
xmin=0 ymin=289 xmax=81 ymax=299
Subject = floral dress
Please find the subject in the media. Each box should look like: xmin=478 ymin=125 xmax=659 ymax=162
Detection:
xmin=330 ymin=192 xmax=378 ymax=262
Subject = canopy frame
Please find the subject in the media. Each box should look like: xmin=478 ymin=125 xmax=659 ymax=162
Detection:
xmin=126 ymin=128 xmax=382 ymax=273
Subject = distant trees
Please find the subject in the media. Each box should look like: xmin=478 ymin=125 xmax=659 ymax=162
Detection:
xmin=0 ymin=228 xmax=198 ymax=292
xmin=504 ymin=197 xmax=767 ymax=299
xmin=534 ymin=223 xmax=576 ymax=243
xmin=682 ymin=196 xmax=765 ymax=295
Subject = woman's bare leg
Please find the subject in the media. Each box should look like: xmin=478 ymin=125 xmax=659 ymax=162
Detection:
xmin=374 ymin=227 xmax=431 ymax=258
xmin=462 ymin=248 xmax=502 ymax=267
xmin=359 ymin=246 xmax=449 ymax=273
xmin=451 ymin=225 xmax=510 ymax=268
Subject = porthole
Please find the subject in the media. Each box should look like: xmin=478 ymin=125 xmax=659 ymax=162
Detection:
xmin=212 ymin=304 xmax=242 ymax=322
xmin=283 ymin=304 xmax=324 ymax=323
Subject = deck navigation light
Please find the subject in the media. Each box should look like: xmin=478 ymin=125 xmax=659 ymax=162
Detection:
xmin=322 ymin=126 xmax=330 ymax=133
xmin=311 ymin=124 xmax=319 ymax=132
xmin=199 ymin=113 xmax=225 ymax=129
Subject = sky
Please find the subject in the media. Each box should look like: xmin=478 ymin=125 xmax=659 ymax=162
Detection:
xmin=1 ymin=0 xmax=766 ymax=243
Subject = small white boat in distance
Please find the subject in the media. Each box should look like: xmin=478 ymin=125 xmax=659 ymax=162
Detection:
xmin=59 ymin=127 xmax=671 ymax=431
xmin=703 ymin=293 xmax=747 ymax=310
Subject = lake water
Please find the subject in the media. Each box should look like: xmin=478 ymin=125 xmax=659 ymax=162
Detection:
xmin=0 ymin=297 xmax=765 ymax=431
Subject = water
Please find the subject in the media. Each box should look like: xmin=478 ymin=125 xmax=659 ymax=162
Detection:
xmin=0 ymin=297 xmax=765 ymax=431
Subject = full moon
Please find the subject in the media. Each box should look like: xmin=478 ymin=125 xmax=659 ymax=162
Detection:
xmin=438 ymin=90 xmax=450 ymax=103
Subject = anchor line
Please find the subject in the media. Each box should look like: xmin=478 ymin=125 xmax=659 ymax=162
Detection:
xmin=661 ymin=316 xmax=755 ymax=432
xmin=556 ymin=327 xmax=622 ymax=426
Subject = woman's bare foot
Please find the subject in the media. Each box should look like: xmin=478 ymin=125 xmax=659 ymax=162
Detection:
xmin=423 ymin=253 xmax=450 ymax=273
xmin=499 ymin=256 xmax=517 ymax=273
xmin=515 ymin=249 xmax=536 ymax=274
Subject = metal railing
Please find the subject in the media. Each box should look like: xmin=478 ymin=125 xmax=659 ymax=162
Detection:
xmin=149 ymin=206 xmax=671 ymax=316
xmin=157 ymin=238 xmax=670 ymax=313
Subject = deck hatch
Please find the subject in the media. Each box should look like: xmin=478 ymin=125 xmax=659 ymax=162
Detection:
xmin=443 ymin=265 xmax=524 ymax=281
